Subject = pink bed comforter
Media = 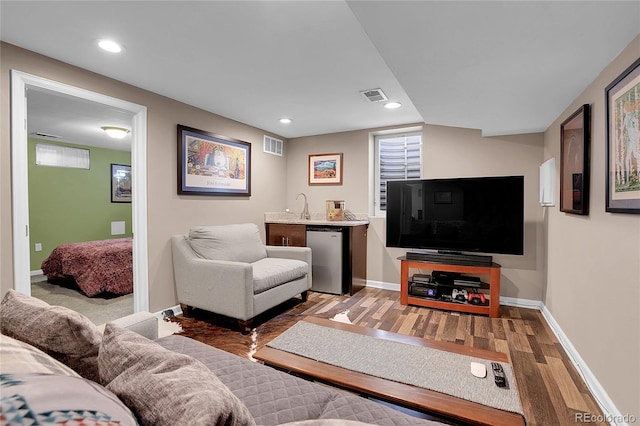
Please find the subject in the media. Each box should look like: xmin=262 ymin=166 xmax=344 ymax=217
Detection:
xmin=41 ymin=238 xmax=133 ymax=297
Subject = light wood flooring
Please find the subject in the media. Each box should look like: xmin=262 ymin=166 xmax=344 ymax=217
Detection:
xmin=172 ymin=287 xmax=606 ymax=426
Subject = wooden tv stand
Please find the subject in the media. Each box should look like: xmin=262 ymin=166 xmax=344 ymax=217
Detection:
xmin=399 ymin=257 xmax=501 ymax=318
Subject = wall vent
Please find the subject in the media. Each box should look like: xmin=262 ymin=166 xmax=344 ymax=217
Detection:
xmin=360 ymin=88 xmax=388 ymax=103
xmin=264 ymin=135 xmax=283 ymax=156
xmin=31 ymin=131 xmax=61 ymax=139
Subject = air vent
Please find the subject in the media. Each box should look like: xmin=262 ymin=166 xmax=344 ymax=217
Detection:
xmin=31 ymin=131 xmax=61 ymax=139
xmin=360 ymin=88 xmax=388 ymax=103
xmin=264 ymin=135 xmax=283 ymax=156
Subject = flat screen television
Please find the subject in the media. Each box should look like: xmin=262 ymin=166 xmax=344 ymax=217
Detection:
xmin=386 ymin=176 xmax=524 ymax=255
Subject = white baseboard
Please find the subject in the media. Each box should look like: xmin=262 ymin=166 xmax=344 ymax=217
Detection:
xmin=540 ymin=305 xmax=628 ymax=426
xmin=30 ymin=269 xmax=43 ymax=276
xmin=367 ymin=281 xmax=624 ymax=424
xmin=153 ymin=305 xmax=182 ymax=319
xmin=366 ymin=280 xmax=400 ymax=291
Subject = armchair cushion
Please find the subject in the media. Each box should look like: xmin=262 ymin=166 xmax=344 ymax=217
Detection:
xmin=188 ymin=223 xmax=267 ymax=264
xmin=252 ymin=258 xmax=309 ymax=294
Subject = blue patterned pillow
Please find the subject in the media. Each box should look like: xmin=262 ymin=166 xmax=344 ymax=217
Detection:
xmin=0 ymin=373 xmax=137 ymax=425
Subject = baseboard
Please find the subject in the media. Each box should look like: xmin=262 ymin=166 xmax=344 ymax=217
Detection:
xmin=30 ymin=269 xmax=43 ymax=276
xmin=368 ymin=281 xmax=624 ymax=424
xmin=366 ymin=280 xmax=400 ymax=292
xmin=153 ymin=305 xmax=182 ymax=319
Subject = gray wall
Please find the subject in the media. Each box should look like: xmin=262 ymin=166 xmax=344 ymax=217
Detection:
xmin=287 ymin=125 xmax=546 ymax=301
xmin=542 ymin=34 xmax=640 ymax=418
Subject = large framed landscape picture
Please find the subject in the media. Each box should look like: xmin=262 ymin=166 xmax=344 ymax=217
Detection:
xmin=178 ymin=125 xmax=251 ymax=196
xmin=606 ymin=58 xmax=640 ymax=213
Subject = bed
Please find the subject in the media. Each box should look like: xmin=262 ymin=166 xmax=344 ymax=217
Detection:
xmin=41 ymin=238 xmax=133 ymax=297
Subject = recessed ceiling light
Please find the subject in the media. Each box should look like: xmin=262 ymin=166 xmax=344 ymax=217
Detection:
xmin=384 ymin=102 xmax=402 ymax=109
xmin=98 ymin=39 xmax=123 ymax=53
xmin=279 ymin=118 xmax=292 ymax=124
xmin=101 ymin=126 xmax=130 ymax=139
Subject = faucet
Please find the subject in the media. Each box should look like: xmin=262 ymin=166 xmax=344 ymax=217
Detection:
xmin=297 ymin=193 xmax=310 ymax=220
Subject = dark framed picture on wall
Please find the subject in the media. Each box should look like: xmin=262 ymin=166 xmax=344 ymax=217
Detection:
xmin=111 ymin=164 xmax=132 ymax=203
xmin=605 ymin=57 xmax=640 ymax=214
xmin=560 ymin=104 xmax=590 ymax=215
xmin=177 ymin=125 xmax=251 ymax=196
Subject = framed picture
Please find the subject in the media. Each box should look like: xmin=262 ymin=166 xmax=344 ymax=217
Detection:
xmin=111 ymin=164 xmax=132 ymax=203
xmin=308 ymin=153 xmax=343 ymax=185
xmin=605 ymin=57 xmax=640 ymax=213
xmin=560 ymin=104 xmax=590 ymax=215
xmin=177 ymin=125 xmax=251 ymax=196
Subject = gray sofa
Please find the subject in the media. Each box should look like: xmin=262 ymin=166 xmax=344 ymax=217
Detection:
xmin=0 ymin=290 xmax=446 ymax=426
xmin=172 ymin=223 xmax=312 ymax=333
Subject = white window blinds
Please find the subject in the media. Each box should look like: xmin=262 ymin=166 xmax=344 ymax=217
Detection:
xmin=36 ymin=143 xmax=90 ymax=169
xmin=375 ymin=133 xmax=421 ymax=213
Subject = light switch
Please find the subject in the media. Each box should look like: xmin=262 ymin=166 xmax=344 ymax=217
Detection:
xmin=35 ymin=243 xmax=42 ymax=252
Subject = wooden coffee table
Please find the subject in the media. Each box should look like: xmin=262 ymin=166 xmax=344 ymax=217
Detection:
xmin=254 ymin=316 xmax=525 ymax=426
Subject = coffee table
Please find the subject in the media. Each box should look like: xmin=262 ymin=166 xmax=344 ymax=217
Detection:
xmin=254 ymin=316 xmax=525 ymax=426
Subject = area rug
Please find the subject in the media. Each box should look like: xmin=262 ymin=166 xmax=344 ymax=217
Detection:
xmin=267 ymin=321 xmax=524 ymax=416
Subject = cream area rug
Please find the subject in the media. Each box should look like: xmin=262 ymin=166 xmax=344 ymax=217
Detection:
xmin=267 ymin=320 xmax=524 ymax=416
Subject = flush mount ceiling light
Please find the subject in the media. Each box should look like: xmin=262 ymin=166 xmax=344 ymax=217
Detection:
xmin=101 ymin=126 xmax=130 ymax=139
xmin=384 ymin=102 xmax=402 ymax=109
xmin=279 ymin=118 xmax=292 ymax=124
xmin=98 ymin=39 xmax=123 ymax=53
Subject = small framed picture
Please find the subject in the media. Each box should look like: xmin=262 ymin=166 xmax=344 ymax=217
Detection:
xmin=605 ymin=57 xmax=640 ymax=213
xmin=308 ymin=153 xmax=343 ymax=185
xmin=177 ymin=125 xmax=251 ymax=196
xmin=111 ymin=164 xmax=132 ymax=203
xmin=560 ymin=104 xmax=590 ymax=215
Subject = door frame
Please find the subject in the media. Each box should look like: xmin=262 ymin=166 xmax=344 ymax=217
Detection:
xmin=11 ymin=70 xmax=149 ymax=312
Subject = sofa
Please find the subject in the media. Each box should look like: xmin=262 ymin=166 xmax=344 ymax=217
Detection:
xmin=0 ymin=290 xmax=446 ymax=426
xmin=172 ymin=223 xmax=312 ymax=333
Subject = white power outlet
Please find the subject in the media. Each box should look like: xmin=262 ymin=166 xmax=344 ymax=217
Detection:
xmin=35 ymin=243 xmax=42 ymax=252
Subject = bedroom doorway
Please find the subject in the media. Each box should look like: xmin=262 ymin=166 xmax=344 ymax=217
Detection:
xmin=11 ymin=70 xmax=149 ymax=316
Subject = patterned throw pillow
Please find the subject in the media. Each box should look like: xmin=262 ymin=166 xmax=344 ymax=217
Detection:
xmin=99 ymin=323 xmax=256 ymax=426
xmin=0 ymin=290 xmax=102 ymax=382
xmin=0 ymin=334 xmax=80 ymax=377
xmin=0 ymin=373 xmax=137 ymax=425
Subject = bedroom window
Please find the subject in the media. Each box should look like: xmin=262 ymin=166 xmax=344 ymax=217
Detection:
xmin=35 ymin=143 xmax=90 ymax=169
xmin=374 ymin=131 xmax=422 ymax=215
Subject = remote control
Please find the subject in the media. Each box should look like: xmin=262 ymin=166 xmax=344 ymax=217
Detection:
xmin=491 ymin=362 xmax=507 ymax=388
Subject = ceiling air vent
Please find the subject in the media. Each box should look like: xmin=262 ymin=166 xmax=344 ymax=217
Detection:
xmin=360 ymin=88 xmax=388 ymax=103
xmin=264 ymin=135 xmax=283 ymax=156
xmin=31 ymin=131 xmax=61 ymax=139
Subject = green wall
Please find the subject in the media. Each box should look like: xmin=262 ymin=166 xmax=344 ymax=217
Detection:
xmin=28 ymin=138 xmax=132 ymax=270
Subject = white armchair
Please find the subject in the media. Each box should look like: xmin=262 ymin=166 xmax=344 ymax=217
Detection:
xmin=171 ymin=223 xmax=311 ymax=334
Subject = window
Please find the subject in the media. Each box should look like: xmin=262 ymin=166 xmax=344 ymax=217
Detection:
xmin=35 ymin=143 xmax=90 ymax=169
xmin=374 ymin=132 xmax=422 ymax=215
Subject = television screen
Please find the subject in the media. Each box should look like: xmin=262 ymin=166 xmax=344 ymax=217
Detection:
xmin=386 ymin=176 xmax=524 ymax=255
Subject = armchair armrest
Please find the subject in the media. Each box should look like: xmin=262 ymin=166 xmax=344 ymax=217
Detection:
xmin=107 ymin=312 xmax=159 ymax=340
xmin=265 ymin=245 xmax=312 ymax=264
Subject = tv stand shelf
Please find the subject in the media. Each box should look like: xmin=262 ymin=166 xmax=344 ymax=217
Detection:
xmin=399 ymin=257 xmax=501 ymax=318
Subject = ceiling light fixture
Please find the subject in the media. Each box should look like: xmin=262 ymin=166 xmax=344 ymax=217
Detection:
xmin=101 ymin=126 xmax=130 ymax=139
xmin=279 ymin=118 xmax=292 ymax=124
xmin=384 ymin=102 xmax=402 ymax=109
xmin=98 ymin=39 xmax=123 ymax=53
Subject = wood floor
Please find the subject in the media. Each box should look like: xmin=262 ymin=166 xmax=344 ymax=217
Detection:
xmin=171 ymin=287 xmax=606 ymax=426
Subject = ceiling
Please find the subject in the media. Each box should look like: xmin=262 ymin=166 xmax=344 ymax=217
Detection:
xmin=2 ymin=1 xmax=639 ymax=149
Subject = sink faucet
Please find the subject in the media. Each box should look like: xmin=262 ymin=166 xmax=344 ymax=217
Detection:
xmin=297 ymin=193 xmax=310 ymax=220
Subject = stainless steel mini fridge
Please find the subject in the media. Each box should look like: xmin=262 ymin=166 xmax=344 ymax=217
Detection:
xmin=306 ymin=227 xmax=343 ymax=295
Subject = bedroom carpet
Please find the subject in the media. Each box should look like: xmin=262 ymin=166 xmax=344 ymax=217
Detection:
xmin=31 ymin=279 xmax=133 ymax=325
